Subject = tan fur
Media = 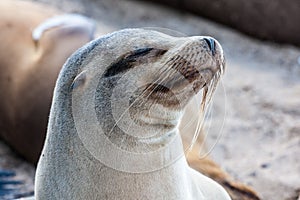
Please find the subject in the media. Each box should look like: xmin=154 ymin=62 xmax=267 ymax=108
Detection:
xmin=0 ymin=0 xmax=95 ymax=163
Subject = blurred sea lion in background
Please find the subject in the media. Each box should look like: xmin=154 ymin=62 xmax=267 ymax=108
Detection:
xmin=0 ymin=0 xmax=96 ymax=164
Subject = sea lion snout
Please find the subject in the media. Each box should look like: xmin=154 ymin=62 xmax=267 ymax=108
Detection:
xmin=156 ymin=36 xmax=224 ymax=93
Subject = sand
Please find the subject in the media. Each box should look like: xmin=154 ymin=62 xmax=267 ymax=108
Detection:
xmin=1 ymin=0 xmax=299 ymax=199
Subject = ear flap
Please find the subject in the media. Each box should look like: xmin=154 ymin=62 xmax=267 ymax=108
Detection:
xmin=71 ymin=70 xmax=87 ymax=90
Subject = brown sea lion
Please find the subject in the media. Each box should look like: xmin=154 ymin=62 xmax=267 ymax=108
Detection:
xmin=0 ymin=0 xmax=96 ymax=163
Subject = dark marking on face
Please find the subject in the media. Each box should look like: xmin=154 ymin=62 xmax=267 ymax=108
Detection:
xmin=103 ymin=48 xmax=167 ymax=77
xmin=170 ymin=55 xmax=200 ymax=82
xmin=150 ymin=84 xmax=170 ymax=93
xmin=143 ymin=83 xmax=180 ymax=107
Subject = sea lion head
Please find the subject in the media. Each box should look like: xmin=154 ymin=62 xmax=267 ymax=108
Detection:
xmin=49 ymin=28 xmax=225 ymax=172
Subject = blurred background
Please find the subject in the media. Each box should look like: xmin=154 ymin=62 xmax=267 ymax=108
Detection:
xmin=0 ymin=0 xmax=299 ymax=199
xmin=145 ymin=0 xmax=300 ymax=47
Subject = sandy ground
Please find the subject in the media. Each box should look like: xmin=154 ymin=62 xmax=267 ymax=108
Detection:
xmin=1 ymin=0 xmax=300 ymax=199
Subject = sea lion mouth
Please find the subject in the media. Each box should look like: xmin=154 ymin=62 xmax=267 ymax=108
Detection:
xmin=142 ymin=83 xmax=181 ymax=108
xmin=167 ymin=55 xmax=202 ymax=86
xmin=143 ymin=47 xmax=225 ymax=109
xmin=150 ymin=37 xmax=222 ymax=86
xmin=162 ymin=59 xmax=215 ymax=92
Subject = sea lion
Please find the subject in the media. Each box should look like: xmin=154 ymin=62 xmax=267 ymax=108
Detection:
xmin=0 ymin=1 xmax=259 ymax=199
xmin=0 ymin=0 xmax=96 ymax=163
xmin=28 ymin=28 xmax=230 ymax=199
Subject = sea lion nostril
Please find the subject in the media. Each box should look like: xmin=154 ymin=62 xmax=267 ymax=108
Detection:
xmin=203 ymin=38 xmax=216 ymax=55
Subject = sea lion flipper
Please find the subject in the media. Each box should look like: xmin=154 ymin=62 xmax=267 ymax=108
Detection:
xmin=32 ymin=14 xmax=96 ymax=44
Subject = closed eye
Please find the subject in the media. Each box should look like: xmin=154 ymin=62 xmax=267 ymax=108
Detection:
xmin=126 ymin=47 xmax=154 ymax=60
xmin=103 ymin=47 xmax=167 ymax=77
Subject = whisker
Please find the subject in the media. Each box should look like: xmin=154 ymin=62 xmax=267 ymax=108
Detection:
xmin=197 ymin=76 xmax=226 ymax=159
xmin=186 ymin=67 xmax=223 ymax=155
xmin=191 ymin=61 xmax=225 ymax=158
xmin=108 ymin=61 xmax=175 ymax=138
xmin=122 ymin=64 xmax=179 ymax=149
xmin=195 ymin=87 xmax=215 ymax=156
xmin=108 ymin=50 xmax=225 ymax=155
